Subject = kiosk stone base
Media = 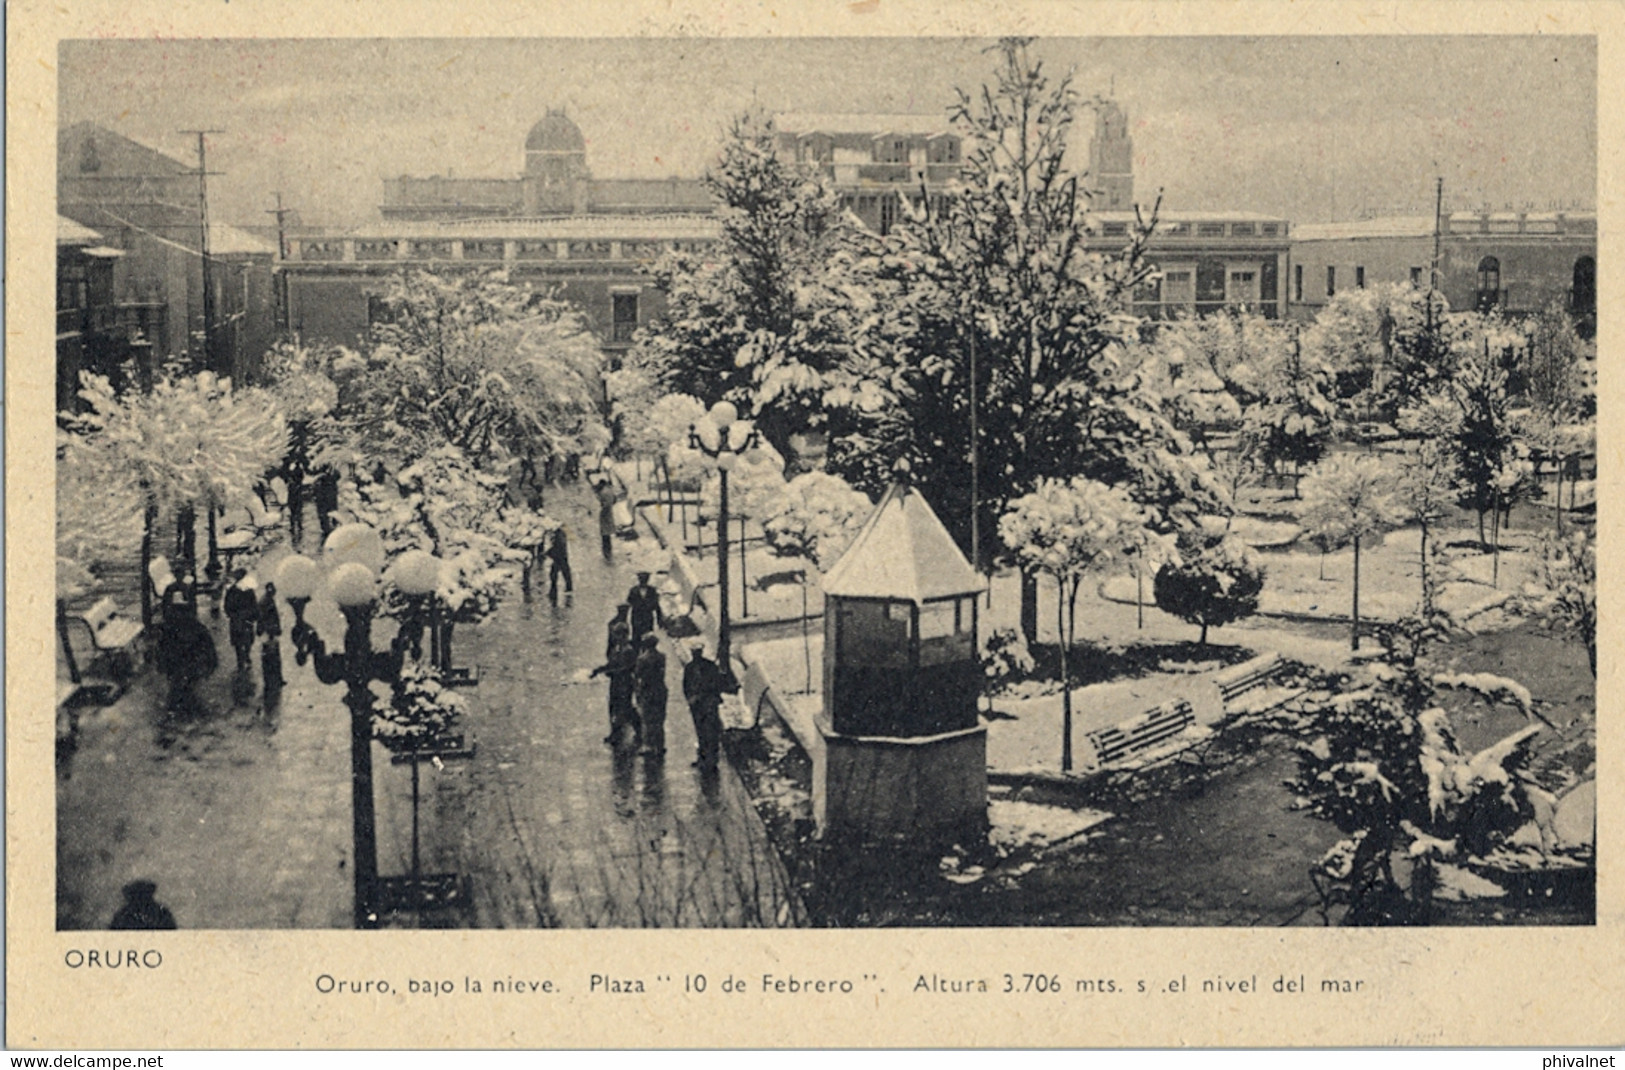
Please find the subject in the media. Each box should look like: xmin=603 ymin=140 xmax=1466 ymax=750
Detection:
xmin=814 ymin=716 xmax=988 ymax=846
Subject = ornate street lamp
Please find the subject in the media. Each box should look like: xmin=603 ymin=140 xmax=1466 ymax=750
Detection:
xmin=688 ymin=401 xmax=760 ymax=679
xmin=276 ymin=522 xmax=439 ymax=928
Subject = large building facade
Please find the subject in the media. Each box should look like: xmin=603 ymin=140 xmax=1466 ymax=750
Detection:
xmin=279 ymin=213 xmax=718 ymax=352
xmin=285 ymin=112 xmax=718 ymax=353
xmin=57 ymin=122 xmax=279 ymax=386
xmin=1290 ymin=211 xmax=1596 ymax=334
xmin=379 ymin=111 xmax=714 ymax=222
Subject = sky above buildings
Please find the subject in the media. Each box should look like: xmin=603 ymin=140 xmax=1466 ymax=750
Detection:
xmin=59 ymin=35 xmax=1596 ymax=229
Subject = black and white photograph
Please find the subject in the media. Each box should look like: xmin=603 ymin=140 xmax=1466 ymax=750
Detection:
xmin=45 ymin=30 xmax=1600 ymax=935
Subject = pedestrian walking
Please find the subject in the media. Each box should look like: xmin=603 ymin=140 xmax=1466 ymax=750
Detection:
xmin=633 ymin=633 xmax=668 ymax=757
xmin=153 ymin=586 xmax=217 ymax=715
xmin=222 ymin=571 xmax=259 ymax=672
xmin=590 ymin=626 xmax=638 ymax=746
xmin=682 ymin=640 xmax=727 ymax=772
xmin=593 ymin=475 xmax=619 ymax=559
xmin=110 ymin=880 xmax=177 ymax=930
xmin=312 ymin=466 xmax=340 ymax=538
xmin=627 ymin=571 xmax=663 ymax=641
xmin=284 ymin=459 xmax=308 ymax=549
xmin=258 ymin=581 xmax=284 ymax=693
xmin=545 ymin=525 xmax=573 ymax=600
xmin=606 ymin=603 xmax=632 ymax=657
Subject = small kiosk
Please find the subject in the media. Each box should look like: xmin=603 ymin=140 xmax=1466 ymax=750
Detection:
xmin=817 ymin=483 xmax=988 ymax=845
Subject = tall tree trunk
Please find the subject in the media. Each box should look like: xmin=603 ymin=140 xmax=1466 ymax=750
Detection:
xmin=1491 ymin=489 xmax=1502 ymax=588
xmin=1058 ymin=576 xmax=1072 ymax=773
xmin=1418 ymin=522 xmax=1430 ymax=617
xmin=1351 ymin=535 xmax=1362 ymax=651
xmin=1020 ymin=569 xmax=1039 ymax=645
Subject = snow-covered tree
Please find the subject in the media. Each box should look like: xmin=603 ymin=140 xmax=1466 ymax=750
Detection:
xmin=1305 ymin=283 xmax=1455 ymax=424
xmin=1000 ymin=477 xmax=1164 ymax=771
xmin=357 ymin=269 xmax=607 ymax=472
xmin=1445 ymin=328 xmax=1537 ymax=547
xmin=61 ymin=371 xmax=287 ymax=620
xmin=1241 ymin=334 xmax=1336 ymax=496
xmin=1391 ymin=438 xmax=1457 ymax=619
xmin=1530 ymin=528 xmax=1596 ymax=678
xmin=1294 ymin=633 xmax=1540 ymax=924
xmin=1299 ymin=453 xmax=1401 ymax=650
xmin=831 ymin=39 xmax=1217 ymax=648
xmin=1152 ymin=531 xmax=1265 ymax=646
xmin=631 ymin=112 xmax=856 ymax=459
xmin=757 ymin=471 xmax=875 ymax=692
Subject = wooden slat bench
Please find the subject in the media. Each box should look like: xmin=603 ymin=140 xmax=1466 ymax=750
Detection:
xmin=1085 ymin=699 xmax=1196 ymax=767
xmin=67 ymin=597 xmax=143 ymax=681
xmin=1216 ymin=652 xmax=1284 ymax=705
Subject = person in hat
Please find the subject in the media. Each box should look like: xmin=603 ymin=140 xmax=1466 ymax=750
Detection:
xmin=593 ymin=475 xmax=619 ymax=559
xmin=258 ymin=581 xmax=284 ymax=693
xmin=682 ymin=640 xmax=728 ymax=772
xmin=626 ymin=572 xmax=663 ymax=642
xmin=633 ymin=633 xmax=668 ymax=757
xmin=222 ymin=570 xmax=259 ymax=672
xmin=110 ymin=880 xmax=177 ymax=930
xmin=605 ymin=603 xmax=631 ymax=657
xmin=153 ymin=585 xmax=217 ymax=715
xmin=545 ymin=524 xmax=573 ymax=601
xmin=590 ymin=625 xmax=638 ymax=747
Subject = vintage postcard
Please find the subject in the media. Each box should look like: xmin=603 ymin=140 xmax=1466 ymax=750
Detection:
xmin=7 ymin=0 xmax=1622 ymax=1050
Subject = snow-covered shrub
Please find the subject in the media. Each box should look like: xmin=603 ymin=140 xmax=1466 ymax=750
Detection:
xmin=982 ymin=627 xmax=1035 ymax=688
xmin=1152 ymin=531 xmax=1265 ymax=646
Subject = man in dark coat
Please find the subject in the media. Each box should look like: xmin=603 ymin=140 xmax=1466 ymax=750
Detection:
xmin=258 ymin=581 xmax=284 ymax=693
xmin=633 ymin=633 xmax=668 ymax=757
xmin=590 ymin=626 xmax=638 ymax=746
xmin=154 ymin=587 xmax=217 ymax=715
xmin=606 ymin=604 xmax=631 ymax=657
xmin=222 ymin=571 xmax=259 ymax=671
xmin=593 ymin=476 xmax=619 ymax=559
xmin=626 ymin=572 xmax=663 ymax=642
xmin=312 ymin=467 xmax=341 ymax=538
xmin=682 ymin=641 xmax=728 ymax=772
xmin=545 ymin=526 xmax=573 ymax=600
xmin=110 ymin=880 xmax=177 ymax=930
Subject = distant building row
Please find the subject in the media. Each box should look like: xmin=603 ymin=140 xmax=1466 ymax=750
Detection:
xmin=57 ymin=108 xmax=1597 ymax=413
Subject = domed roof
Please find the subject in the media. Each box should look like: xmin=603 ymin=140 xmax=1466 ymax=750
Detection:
xmin=526 ymin=111 xmax=585 ymax=154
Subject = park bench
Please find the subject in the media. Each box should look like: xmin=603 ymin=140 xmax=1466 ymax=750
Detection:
xmin=1085 ymin=699 xmax=1197 ymax=767
xmin=148 ymin=556 xmax=179 ymax=604
xmin=66 ymin=597 xmax=143 ymax=681
xmin=1216 ymin=652 xmax=1285 ymax=705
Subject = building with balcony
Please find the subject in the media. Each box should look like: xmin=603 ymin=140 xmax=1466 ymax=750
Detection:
xmin=773 ymin=112 xmax=966 ymax=235
xmin=379 ymin=110 xmax=714 ymax=222
xmin=57 ymin=122 xmax=280 ymax=385
xmin=279 ymin=213 xmax=720 ymax=352
xmin=1290 ymin=210 xmax=1596 ymax=334
xmin=57 ymin=216 xmax=129 ymax=412
xmin=1091 ymin=211 xmax=1292 ymax=321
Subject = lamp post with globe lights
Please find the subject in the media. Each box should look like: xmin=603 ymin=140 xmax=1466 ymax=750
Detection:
xmin=275 ymin=523 xmax=440 ymax=928
xmin=688 ymin=401 xmax=761 ymax=679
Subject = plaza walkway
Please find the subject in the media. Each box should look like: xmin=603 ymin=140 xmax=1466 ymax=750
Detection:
xmin=56 ymin=483 xmax=804 ymax=930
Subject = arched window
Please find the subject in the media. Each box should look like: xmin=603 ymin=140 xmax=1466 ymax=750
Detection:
xmin=1476 ymin=256 xmax=1501 ymax=311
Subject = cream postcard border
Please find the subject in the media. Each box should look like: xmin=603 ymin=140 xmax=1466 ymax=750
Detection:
xmin=7 ymin=0 xmax=1622 ymax=1049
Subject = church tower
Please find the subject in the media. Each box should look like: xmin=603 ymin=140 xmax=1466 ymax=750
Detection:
xmin=1088 ymin=99 xmax=1134 ymax=210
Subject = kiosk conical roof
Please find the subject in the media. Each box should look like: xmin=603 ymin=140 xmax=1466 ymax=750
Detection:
xmin=821 ymin=484 xmax=985 ymax=602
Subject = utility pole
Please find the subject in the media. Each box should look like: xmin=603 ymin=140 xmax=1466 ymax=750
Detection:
xmin=267 ymin=191 xmax=292 ymax=332
xmin=181 ymin=130 xmax=225 ymax=376
xmin=267 ymin=191 xmax=291 ymax=258
xmin=1428 ymin=176 xmax=1444 ymax=336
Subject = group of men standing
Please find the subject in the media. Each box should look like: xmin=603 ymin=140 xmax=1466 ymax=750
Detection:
xmin=591 ymin=571 xmax=728 ymax=772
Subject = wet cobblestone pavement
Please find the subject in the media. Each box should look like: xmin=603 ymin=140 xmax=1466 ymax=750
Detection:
xmin=56 ymin=485 xmax=804 ymax=930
